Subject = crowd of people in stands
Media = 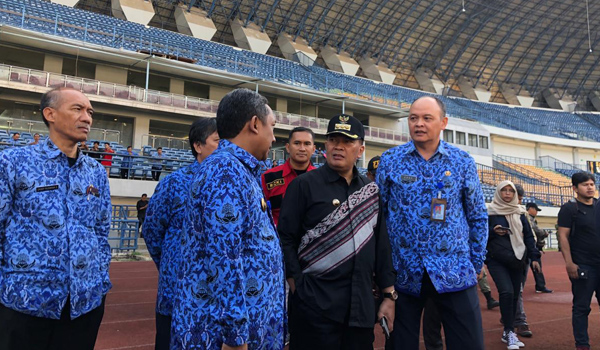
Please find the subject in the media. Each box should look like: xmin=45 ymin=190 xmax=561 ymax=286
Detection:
xmin=0 ymin=87 xmax=598 ymax=350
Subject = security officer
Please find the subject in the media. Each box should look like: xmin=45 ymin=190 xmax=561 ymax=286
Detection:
xmin=262 ymin=126 xmax=316 ymax=225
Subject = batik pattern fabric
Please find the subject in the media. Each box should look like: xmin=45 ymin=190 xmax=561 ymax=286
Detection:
xmin=171 ymin=140 xmax=285 ymax=350
xmin=0 ymin=138 xmax=112 ymax=319
xmin=298 ymin=182 xmax=380 ymax=276
xmin=143 ymin=161 xmax=201 ymax=316
xmin=377 ymin=140 xmax=488 ymax=296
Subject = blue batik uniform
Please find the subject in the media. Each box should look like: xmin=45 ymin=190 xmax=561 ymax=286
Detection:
xmin=143 ymin=161 xmax=201 ymax=316
xmin=377 ymin=140 xmax=488 ymax=296
xmin=171 ymin=140 xmax=285 ymax=350
xmin=0 ymin=138 xmax=112 ymax=319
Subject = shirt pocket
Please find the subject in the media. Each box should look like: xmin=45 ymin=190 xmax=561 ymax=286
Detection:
xmin=387 ymin=173 xmax=418 ymax=209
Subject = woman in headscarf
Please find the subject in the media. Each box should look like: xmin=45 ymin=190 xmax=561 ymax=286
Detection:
xmin=486 ymin=180 xmax=541 ymax=350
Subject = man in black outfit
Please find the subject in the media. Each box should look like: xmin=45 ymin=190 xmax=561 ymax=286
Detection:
xmin=557 ymin=172 xmax=600 ymax=350
xmin=136 ymin=193 xmax=149 ymax=236
xmin=278 ymin=114 xmax=396 ymax=350
xmin=525 ymin=202 xmax=552 ymax=294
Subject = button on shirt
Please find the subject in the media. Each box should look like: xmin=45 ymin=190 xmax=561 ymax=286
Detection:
xmin=0 ymin=138 xmax=112 ymax=319
xmin=278 ymin=163 xmax=396 ymax=327
xmin=143 ymin=161 xmax=200 ymax=316
xmin=377 ymin=141 xmax=488 ymax=296
xmin=171 ymin=140 xmax=285 ymax=350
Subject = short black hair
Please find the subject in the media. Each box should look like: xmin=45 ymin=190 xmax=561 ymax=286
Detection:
xmin=127 ymin=145 xmax=132 ymax=149
xmin=12 ymin=132 xmax=19 ymax=136
xmin=288 ymin=127 xmax=314 ymax=143
xmin=216 ymin=88 xmax=270 ymax=139
xmin=572 ymin=171 xmax=595 ymax=187
xmin=34 ymin=133 xmax=40 ymax=137
xmin=157 ymin=147 xmax=162 ymax=150
xmin=142 ymin=193 xmax=147 ymax=197
xmin=93 ymin=141 xmax=99 ymax=145
xmin=412 ymin=95 xmax=447 ymax=119
xmin=514 ymin=183 xmax=525 ymax=197
xmin=40 ymin=87 xmax=77 ymax=127
xmin=189 ymin=118 xmax=218 ymax=158
xmin=104 ymin=142 xmax=110 ymax=146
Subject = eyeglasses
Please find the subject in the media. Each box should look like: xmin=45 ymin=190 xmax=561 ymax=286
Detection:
xmin=500 ymin=188 xmax=516 ymax=194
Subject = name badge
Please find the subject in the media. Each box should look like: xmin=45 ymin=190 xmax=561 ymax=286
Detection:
xmin=266 ymin=178 xmax=285 ymax=190
xmin=401 ymin=175 xmax=417 ymax=183
xmin=36 ymin=185 xmax=59 ymax=192
xmin=431 ymin=198 xmax=447 ymax=222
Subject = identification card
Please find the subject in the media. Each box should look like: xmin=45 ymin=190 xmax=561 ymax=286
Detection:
xmin=430 ymin=198 xmax=447 ymax=222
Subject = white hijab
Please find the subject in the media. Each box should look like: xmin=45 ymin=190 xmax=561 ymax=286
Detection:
xmin=487 ymin=180 xmax=526 ymax=260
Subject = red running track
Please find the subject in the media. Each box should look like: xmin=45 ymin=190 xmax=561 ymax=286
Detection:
xmin=95 ymin=251 xmax=599 ymax=350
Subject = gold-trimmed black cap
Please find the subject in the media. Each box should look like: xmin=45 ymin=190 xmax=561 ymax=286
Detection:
xmin=326 ymin=114 xmax=365 ymax=140
xmin=367 ymin=156 xmax=381 ymax=173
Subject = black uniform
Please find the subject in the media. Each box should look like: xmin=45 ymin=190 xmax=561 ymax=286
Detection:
xmin=278 ymin=163 xmax=396 ymax=350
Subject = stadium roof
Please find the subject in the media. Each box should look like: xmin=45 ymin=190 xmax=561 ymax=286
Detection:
xmin=78 ymin=0 xmax=600 ymax=102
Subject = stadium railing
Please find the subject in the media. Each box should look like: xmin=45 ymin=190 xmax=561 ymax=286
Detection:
xmin=0 ymin=117 xmax=120 ymax=144
xmin=1 ymin=62 xmax=410 ymax=145
xmin=477 ymin=163 xmax=571 ymax=206
xmin=110 ymin=205 xmax=139 ymax=252
xmin=0 ymin=63 xmax=220 ymax=113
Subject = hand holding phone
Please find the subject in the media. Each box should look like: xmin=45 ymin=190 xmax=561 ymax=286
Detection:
xmin=380 ymin=316 xmax=390 ymax=340
xmin=494 ymin=225 xmax=511 ymax=235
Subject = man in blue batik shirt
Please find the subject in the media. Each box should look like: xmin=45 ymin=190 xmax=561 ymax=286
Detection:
xmin=171 ymin=88 xmax=285 ymax=350
xmin=377 ymin=96 xmax=488 ymax=350
xmin=0 ymin=87 xmax=112 ymax=350
xmin=143 ymin=117 xmax=219 ymax=350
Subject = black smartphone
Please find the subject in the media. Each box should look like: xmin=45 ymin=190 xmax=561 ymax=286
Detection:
xmin=498 ymin=226 xmax=511 ymax=231
xmin=578 ymin=269 xmax=589 ymax=279
xmin=380 ymin=316 xmax=390 ymax=340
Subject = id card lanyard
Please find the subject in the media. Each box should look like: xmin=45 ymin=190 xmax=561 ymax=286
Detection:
xmin=431 ymin=181 xmax=447 ymax=222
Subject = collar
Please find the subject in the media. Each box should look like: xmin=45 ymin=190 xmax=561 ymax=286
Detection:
xmin=402 ymin=140 xmax=449 ymax=158
xmin=322 ymin=162 xmax=359 ymax=183
xmin=282 ymin=159 xmax=316 ymax=177
xmin=219 ymin=139 xmax=261 ymax=176
xmin=41 ymin=137 xmax=87 ymax=165
xmin=40 ymin=137 xmax=63 ymax=159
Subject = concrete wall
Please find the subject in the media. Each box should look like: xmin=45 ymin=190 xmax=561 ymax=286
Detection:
xmin=369 ymin=115 xmax=400 ymax=131
xmin=109 ymin=178 xmax=158 ymax=198
xmin=43 ymin=55 xmax=63 ymax=74
xmin=169 ymin=78 xmax=185 ymax=95
xmin=209 ymin=86 xmax=231 ymax=101
xmin=492 ymin=137 xmax=537 ymax=159
xmin=539 ymin=144 xmax=574 ymax=164
xmin=96 ymin=65 xmax=127 ymax=85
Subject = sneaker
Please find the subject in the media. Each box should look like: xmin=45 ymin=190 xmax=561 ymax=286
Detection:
xmin=517 ymin=324 xmax=533 ymax=337
xmin=502 ymin=331 xmax=525 ymax=349
xmin=535 ymin=288 xmax=553 ymax=293
xmin=487 ymin=298 xmax=500 ymax=309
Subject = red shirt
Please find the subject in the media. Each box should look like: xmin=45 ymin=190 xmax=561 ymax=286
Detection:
xmin=101 ymin=149 xmax=114 ymax=166
xmin=261 ymin=159 xmax=316 ymax=226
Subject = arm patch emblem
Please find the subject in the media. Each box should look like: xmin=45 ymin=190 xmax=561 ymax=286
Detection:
xmin=266 ymin=178 xmax=285 ymax=190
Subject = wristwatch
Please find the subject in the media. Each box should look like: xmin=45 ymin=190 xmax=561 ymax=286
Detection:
xmin=383 ymin=290 xmax=398 ymax=301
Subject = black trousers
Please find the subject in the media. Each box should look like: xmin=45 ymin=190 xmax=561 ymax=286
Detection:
xmin=486 ymin=258 xmax=522 ymax=332
xmin=422 ymin=298 xmax=443 ymax=350
xmin=155 ymin=313 xmax=172 ymax=350
xmin=288 ymin=292 xmax=374 ymax=350
xmin=531 ymin=259 xmax=547 ymax=290
xmin=0 ymin=297 xmax=105 ymax=350
xmin=385 ymin=272 xmax=484 ymax=350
